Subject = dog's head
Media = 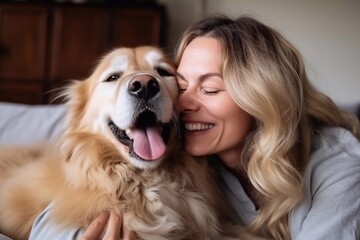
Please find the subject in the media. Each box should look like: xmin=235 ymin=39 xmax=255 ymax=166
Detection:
xmin=63 ymin=46 xmax=178 ymax=170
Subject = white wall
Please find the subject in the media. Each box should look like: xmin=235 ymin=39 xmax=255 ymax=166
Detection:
xmin=159 ymin=0 xmax=360 ymax=105
xmin=158 ymin=0 xmax=204 ymax=52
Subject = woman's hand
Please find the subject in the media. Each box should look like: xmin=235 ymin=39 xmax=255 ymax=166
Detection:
xmin=81 ymin=211 xmax=136 ymax=240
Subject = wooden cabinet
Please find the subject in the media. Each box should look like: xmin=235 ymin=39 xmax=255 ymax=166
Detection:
xmin=0 ymin=2 xmax=165 ymax=104
xmin=0 ymin=5 xmax=48 ymax=103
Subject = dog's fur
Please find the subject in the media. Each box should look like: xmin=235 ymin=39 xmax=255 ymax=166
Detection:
xmin=0 ymin=47 xmax=251 ymax=240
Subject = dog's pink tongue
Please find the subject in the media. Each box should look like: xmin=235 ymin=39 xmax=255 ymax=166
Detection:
xmin=132 ymin=126 xmax=166 ymax=160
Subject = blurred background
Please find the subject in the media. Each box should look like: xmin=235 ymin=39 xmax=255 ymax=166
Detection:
xmin=0 ymin=0 xmax=359 ymax=106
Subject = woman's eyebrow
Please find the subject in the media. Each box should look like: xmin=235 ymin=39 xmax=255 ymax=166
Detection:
xmin=199 ymin=73 xmax=222 ymax=81
xmin=175 ymin=72 xmax=222 ymax=82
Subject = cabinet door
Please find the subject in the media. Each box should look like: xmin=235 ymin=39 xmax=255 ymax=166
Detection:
xmin=111 ymin=8 xmax=164 ymax=48
xmin=0 ymin=4 xmax=48 ymax=104
xmin=49 ymin=6 xmax=109 ymax=85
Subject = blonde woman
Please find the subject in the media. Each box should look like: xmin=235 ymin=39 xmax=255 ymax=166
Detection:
xmin=27 ymin=15 xmax=360 ymax=240
xmin=175 ymin=15 xmax=360 ymax=239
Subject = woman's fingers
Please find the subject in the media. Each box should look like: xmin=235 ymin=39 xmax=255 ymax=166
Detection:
xmin=122 ymin=224 xmax=137 ymax=240
xmin=80 ymin=210 xmax=134 ymax=240
xmin=102 ymin=211 xmax=122 ymax=239
xmin=81 ymin=211 xmax=110 ymax=240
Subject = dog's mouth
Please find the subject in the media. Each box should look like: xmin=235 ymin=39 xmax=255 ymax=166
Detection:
xmin=108 ymin=110 xmax=171 ymax=161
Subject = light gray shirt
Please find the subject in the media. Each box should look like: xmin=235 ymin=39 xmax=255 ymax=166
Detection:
xmin=219 ymin=127 xmax=360 ymax=239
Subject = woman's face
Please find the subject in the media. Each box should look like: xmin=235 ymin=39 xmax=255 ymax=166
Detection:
xmin=176 ymin=37 xmax=254 ymax=164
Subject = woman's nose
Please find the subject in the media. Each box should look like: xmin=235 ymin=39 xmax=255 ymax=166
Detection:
xmin=175 ymin=90 xmax=200 ymax=112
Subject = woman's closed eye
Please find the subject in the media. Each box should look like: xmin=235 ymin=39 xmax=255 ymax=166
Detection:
xmin=202 ymin=88 xmax=221 ymax=95
xmin=177 ymin=83 xmax=187 ymax=94
xmin=179 ymin=88 xmax=186 ymax=94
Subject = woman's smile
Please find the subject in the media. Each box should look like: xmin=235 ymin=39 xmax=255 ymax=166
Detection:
xmin=184 ymin=122 xmax=214 ymax=131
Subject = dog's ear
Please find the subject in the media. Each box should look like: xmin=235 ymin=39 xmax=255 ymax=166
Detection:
xmin=62 ymin=79 xmax=92 ymax=133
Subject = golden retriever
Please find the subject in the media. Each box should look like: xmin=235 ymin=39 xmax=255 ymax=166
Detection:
xmin=0 ymin=46 xmax=251 ymax=240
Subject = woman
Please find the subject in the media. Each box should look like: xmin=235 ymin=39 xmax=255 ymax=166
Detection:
xmin=174 ymin=15 xmax=360 ymax=239
xmin=28 ymin=15 xmax=360 ymax=240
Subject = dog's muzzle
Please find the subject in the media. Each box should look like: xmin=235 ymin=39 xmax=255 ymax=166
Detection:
xmin=108 ymin=73 xmax=173 ymax=162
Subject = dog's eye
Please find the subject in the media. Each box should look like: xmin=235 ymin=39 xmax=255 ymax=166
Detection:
xmin=156 ymin=67 xmax=174 ymax=77
xmin=104 ymin=73 xmax=122 ymax=82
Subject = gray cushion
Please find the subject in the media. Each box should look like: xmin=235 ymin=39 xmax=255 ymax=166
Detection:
xmin=0 ymin=102 xmax=66 ymax=146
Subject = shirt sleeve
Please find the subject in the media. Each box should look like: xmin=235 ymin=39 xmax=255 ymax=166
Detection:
xmin=0 ymin=234 xmax=12 ymax=240
xmin=290 ymin=128 xmax=360 ymax=240
xmin=29 ymin=202 xmax=84 ymax=240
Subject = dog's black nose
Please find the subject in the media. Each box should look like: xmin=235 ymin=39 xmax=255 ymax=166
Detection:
xmin=128 ymin=76 xmax=160 ymax=100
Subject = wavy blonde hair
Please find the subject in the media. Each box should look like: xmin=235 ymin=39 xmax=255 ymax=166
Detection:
xmin=175 ymin=15 xmax=360 ymax=239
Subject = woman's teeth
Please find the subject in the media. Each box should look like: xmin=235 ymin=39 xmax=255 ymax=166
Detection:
xmin=185 ymin=123 xmax=213 ymax=131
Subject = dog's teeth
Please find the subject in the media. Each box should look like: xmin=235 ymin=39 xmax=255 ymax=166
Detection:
xmin=126 ymin=129 xmax=132 ymax=139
